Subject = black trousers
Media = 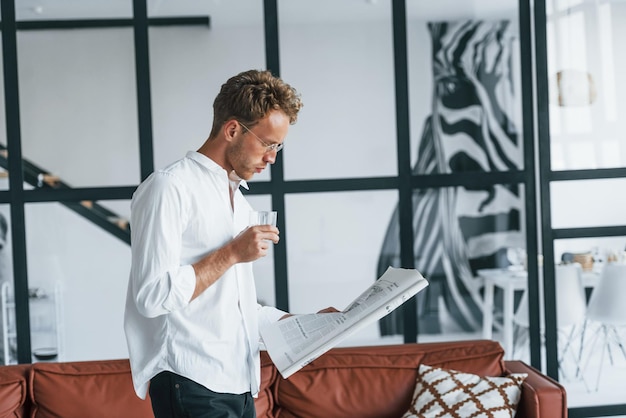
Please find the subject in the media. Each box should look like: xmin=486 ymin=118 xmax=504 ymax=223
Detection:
xmin=149 ymin=371 xmax=256 ymax=418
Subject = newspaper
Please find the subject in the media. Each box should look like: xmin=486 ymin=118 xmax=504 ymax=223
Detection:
xmin=259 ymin=267 xmax=429 ymax=379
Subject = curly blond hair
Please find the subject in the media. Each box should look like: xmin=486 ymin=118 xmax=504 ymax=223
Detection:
xmin=209 ymin=69 xmax=303 ymax=138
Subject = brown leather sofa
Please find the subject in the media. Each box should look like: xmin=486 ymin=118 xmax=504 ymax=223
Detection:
xmin=0 ymin=339 xmax=565 ymax=418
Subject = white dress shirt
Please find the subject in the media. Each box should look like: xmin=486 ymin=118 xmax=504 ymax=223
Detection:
xmin=124 ymin=151 xmax=286 ymax=399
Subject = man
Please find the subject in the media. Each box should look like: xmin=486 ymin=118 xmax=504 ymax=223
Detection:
xmin=124 ymin=69 xmax=301 ymax=418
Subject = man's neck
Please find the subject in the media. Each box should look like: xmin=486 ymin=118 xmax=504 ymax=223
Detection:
xmin=197 ymin=137 xmax=232 ymax=173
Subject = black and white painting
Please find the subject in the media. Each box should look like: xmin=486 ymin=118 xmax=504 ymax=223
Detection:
xmin=378 ymin=20 xmax=524 ymax=335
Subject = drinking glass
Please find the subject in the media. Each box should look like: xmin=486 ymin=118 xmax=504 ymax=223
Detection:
xmin=249 ymin=210 xmax=277 ymax=226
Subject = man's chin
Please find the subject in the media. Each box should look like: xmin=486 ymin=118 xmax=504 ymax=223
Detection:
xmin=233 ymin=166 xmax=262 ymax=181
xmin=235 ymin=170 xmax=254 ymax=181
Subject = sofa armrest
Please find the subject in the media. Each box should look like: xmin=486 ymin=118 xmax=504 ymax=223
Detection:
xmin=505 ymin=360 xmax=567 ymax=418
xmin=0 ymin=364 xmax=29 ymax=418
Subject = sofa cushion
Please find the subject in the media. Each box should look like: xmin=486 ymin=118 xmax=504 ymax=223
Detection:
xmin=256 ymin=351 xmax=278 ymax=418
xmin=0 ymin=364 xmax=29 ymax=418
xmin=29 ymin=359 xmax=153 ymax=418
xmin=274 ymin=340 xmax=505 ymax=418
xmin=402 ymin=364 xmax=527 ymax=418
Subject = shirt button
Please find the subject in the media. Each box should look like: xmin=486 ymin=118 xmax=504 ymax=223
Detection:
xmin=175 ymin=384 xmax=180 ymax=389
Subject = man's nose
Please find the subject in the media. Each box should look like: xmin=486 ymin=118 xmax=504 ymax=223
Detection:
xmin=263 ymin=151 xmax=277 ymax=164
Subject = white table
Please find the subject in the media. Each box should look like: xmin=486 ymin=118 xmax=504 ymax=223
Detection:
xmin=478 ymin=267 xmax=599 ymax=359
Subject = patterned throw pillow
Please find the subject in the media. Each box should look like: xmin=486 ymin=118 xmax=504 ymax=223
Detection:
xmin=402 ymin=364 xmax=527 ymax=418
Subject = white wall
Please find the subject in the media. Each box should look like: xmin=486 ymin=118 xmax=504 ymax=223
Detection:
xmin=25 ymin=202 xmax=131 ymax=361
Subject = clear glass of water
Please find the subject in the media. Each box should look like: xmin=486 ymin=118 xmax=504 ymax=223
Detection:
xmin=249 ymin=210 xmax=277 ymax=226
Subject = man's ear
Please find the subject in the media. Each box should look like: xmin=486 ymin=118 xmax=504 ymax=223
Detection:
xmin=223 ymin=120 xmax=239 ymax=142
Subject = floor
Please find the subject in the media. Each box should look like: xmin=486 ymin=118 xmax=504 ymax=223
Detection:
xmin=512 ymin=322 xmax=626 ymax=410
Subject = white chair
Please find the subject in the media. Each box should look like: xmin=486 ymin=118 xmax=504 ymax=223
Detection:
xmin=582 ymin=262 xmax=626 ymax=391
xmin=513 ymin=263 xmax=588 ymax=383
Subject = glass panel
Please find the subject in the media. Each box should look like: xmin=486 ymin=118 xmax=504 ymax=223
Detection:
xmin=551 ymin=237 xmax=626 ymax=408
xmin=279 ymin=0 xmax=398 ymax=181
xmin=149 ymin=9 xmax=267 ymax=179
xmin=17 ymin=29 xmax=140 ymax=188
xmin=0 ymin=205 xmax=15 ymax=364
xmin=15 ymin=1 xmax=132 ymax=20
xmin=25 ymin=200 xmax=131 ymax=362
xmin=245 ymin=194 xmax=276 ymax=307
xmin=285 ymin=190 xmax=400 ymax=346
xmin=548 ymin=0 xmax=626 ymax=170
xmin=406 ymin=183 xmax=525 ymax=343
xmin=551 ymin=178 xmax=626 ymax=229
xmin=407 ymin=3 xmax=524 ymax=172
xmin=554 ymin=236 xmax=625 ymax=274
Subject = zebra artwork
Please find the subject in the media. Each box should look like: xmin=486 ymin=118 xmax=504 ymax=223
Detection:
xmin=377 ymin=20 xmax=524 ymax=335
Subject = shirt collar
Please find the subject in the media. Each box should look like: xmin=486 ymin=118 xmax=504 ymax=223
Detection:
xmin=186 ymin=151 xmax=249 ymax=190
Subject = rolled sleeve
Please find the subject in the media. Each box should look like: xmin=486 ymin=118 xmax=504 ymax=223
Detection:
xmin=162 ymin=264 xmax=196 ymax=311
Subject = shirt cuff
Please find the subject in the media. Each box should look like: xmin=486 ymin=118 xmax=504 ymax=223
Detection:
xmin=162 ymin=264 xmax=196 ymax=311
xmin=257 ymin=305 xmax=288 ymax=332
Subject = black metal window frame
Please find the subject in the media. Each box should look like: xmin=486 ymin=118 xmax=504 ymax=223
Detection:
xmin=533 ymin=0 xmax=626 ymax=416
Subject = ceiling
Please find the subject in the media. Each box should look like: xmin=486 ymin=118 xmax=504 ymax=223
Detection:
xmin=11 ymin=0 xmax=518 ymax=25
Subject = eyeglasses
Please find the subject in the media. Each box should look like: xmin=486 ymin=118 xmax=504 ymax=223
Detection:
xmin=238 ymin=121 xmax=284 ymax=153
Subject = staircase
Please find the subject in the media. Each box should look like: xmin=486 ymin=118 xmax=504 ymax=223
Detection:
xmin=0 ymin=144 xmax=130 ymax=244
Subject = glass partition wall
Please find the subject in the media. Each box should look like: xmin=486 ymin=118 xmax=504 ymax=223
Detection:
xmin=540 ymin=0 xmax=626 ymax=415
xmin=1 ymin=0 xmax=625 ymax=415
